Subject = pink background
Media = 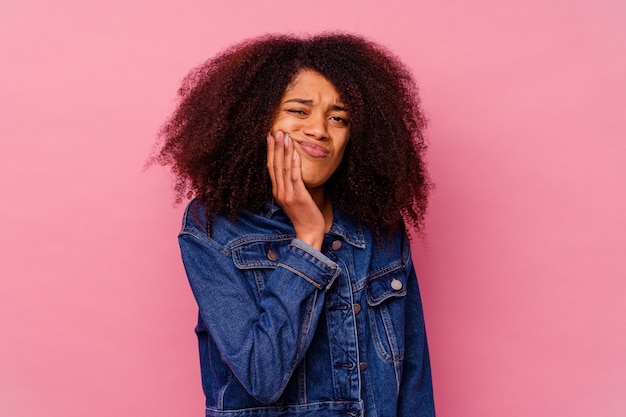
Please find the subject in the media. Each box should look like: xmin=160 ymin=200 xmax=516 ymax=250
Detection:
xmin=1 ymin=1 xmax=625 ymax=416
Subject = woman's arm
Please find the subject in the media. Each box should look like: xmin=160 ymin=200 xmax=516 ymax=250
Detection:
xmin=179 ymin=231 xmax=339 ymax=404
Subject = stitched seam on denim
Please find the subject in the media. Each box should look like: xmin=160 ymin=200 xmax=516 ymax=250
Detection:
xmin=252 ymin=269 xmax=265 ymax=295
xmin=403 ymin=256 xmax=413 ymax=276
xmin=352 ymin=261 xmax=403 ymax=293
xmin=179 ymin=229 xmax=230 ymax=255
xmin=297 ymin=295 xmax=315 ymax=404
xmin=204 ymin=400 xmax=362 ymax=413
xmin=365 ymin=271 xmax=408 ymax=306
xmin=325 ymin=268 xmax=341 ymax=290
xmin=344 ymin=261 xmax=362 ymax=400
xmin=328 ymin=223 xmax=366 ymax=248
xmin=180 ymin=201 xmax=191 ymax=234
xmin=276 ymin=263 xmax=323 ymax=289
xmin=232 ymin=247 xmax=278 ymax=269
xmin=380 ymin=302 xmax=404 ymax=364
xmin=369 ymin=305 xmax=393 ymax=362
xmin=298 ymin=359 xmax=307 ymax=404
xmin=370 ymin=303 xmax=404 ymax=363
xmin=227 ymin=234 xmax=294 ymax=250
xmin=325 ymin=266 xmax=356 ymax=399
xmin=288 ymin=242 xmax=337 ymax=268
xmin=394 ymin=356 xmax=403 ymax=391
xmin=366 ymin=261 xmax=403 ymax=282
xmin=368 ymin=289 xmax=407 ymax=306
xmin=217 ymin=370 xmax=234 ymax=410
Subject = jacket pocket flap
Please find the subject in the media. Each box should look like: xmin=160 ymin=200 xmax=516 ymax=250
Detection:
xmin=232 ymin=242 xmax=278 ymax=269
xmin=366 ymin=268 xmax=407 ymax=306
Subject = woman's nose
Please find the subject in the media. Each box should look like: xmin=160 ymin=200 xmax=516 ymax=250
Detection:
xmin=302 ymin=113 xmax=328 ymax=140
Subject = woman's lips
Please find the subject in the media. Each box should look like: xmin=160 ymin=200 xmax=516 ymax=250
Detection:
xmin=296 ymin=141 xmax=329 ymax=158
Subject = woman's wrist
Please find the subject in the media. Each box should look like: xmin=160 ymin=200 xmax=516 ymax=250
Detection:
xmin=295 ymin=231 xmax=324 ymax=251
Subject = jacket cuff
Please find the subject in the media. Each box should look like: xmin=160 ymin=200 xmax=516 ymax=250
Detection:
xmin=276 ymin=239 xmax=340 ymax=291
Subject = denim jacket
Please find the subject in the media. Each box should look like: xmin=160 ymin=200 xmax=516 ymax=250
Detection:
xmin=178 ymin=199 xmax=435 ymax=417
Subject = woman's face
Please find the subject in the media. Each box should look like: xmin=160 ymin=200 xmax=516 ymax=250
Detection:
xmin=270 ymin=69 xmax=350 ymax=191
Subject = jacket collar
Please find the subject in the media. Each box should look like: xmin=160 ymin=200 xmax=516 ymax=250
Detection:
xmin=262 ymin=201 xmax=366 ymax=249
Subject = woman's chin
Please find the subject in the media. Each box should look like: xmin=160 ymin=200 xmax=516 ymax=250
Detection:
xmin=300 ymin=163 xmax=333 ymax=190
xmin=301 ymin=175 xmax=327 ymax=193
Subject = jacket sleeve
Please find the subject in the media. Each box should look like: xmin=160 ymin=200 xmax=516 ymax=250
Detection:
xmin=179 ymin=231 xmax=340 ymax=404
xmin=397 ymin=255 xmax=436 ymax=416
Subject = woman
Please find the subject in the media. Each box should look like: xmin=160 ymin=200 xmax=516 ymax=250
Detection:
xmin=155 ymin=33 xmax=435 ymax=417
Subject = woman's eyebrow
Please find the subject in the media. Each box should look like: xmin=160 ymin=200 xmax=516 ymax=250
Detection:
xmin=284 ymin=98 xmax=313 ymax=105
xmin=284 ymin=98 xmax=348 ymax=111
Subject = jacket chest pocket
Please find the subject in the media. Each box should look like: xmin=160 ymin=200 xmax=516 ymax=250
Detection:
xmin=366 ymin=267 xmax=407 ymax=362
xmin=232 ymin=240 xmax=283 ymax=296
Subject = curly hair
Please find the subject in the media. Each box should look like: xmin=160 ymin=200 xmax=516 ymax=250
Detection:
xmin=153 ymin=33 xmax=431 ymax=237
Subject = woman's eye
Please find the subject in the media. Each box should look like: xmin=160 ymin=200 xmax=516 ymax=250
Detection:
xmin=287 ymin=109 xmax=306 ymax=115
xmin=330 ymin=116 xmax=349 ymax=125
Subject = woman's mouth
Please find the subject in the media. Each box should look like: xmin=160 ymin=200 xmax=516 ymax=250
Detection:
xmin=296 ymin=141 xmax=329 ymax=158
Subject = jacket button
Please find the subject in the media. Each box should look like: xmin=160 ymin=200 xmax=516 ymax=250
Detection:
xmin=391 ymin=279 xmax=403 ymax=290
xmin=331 ymin=240 xmax=342 ymax=251
xmin=353 ymin=304 xmax=361 ymax=314
xmin=359 ymin=362 xmax=368 ymax=371
xmin=267 ymin=250 xmax=279 ymax=261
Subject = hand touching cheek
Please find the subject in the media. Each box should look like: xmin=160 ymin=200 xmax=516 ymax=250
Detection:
xmin=267 ymin=131 xmax=325 ymax=250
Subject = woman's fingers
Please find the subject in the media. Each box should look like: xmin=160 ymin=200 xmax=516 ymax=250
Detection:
xmin=266 ymin=133 xmax=277 ymax=196
xmin=271 ymin=131 xmax=286 ymax=199
xmin=282 ymin=133 xmax=295 ymax=199
xmin=291 ymin=149 xmax=302 ymax=185
xmin=268 ymin=131 xmax=301 ymax=203
xmin=267 ymin=131 xmax=312 ymax=210
xmin=267 ymin=131 xmax=325 ymax=249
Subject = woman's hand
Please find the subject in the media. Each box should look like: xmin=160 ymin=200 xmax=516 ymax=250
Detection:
xmin=267 ymin=131 xmax=325 ymax=251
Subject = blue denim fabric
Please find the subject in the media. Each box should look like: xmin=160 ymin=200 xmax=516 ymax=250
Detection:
xmin=179 ymin=199 xmax=435 ymax=417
